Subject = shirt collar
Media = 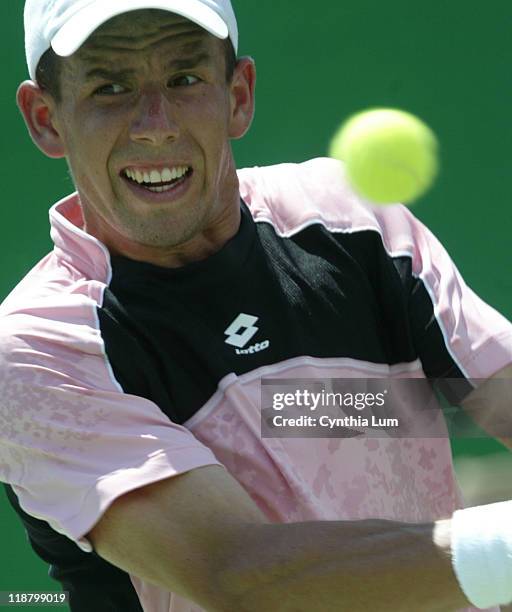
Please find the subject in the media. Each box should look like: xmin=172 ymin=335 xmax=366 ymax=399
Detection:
xmin=49 ymin=193 xmax=255 ymax=287
xmin=49 ymin=193 xmax=112 ymax=283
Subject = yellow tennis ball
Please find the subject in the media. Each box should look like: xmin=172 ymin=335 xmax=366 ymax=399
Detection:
xmin=329 ymin=108 xmax=439 ymax=204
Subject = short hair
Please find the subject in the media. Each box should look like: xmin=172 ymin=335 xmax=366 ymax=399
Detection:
xmin=36 ymin=38 xmax=237 ymax=103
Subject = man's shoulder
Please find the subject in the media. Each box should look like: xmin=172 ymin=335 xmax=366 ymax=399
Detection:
xmin=237 ymin=157 xmax=420 ymax=250
xmin=237 ymin=157 xmax=350 ymax=218
xmin=1 ymin=248 xmax=104 ymax=316
xmin=0 ymin=251 xmax=107 ymax=369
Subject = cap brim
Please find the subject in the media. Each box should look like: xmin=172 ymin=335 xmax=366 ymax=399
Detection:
xmin=51 ymin=0 xmax=228 ymax=57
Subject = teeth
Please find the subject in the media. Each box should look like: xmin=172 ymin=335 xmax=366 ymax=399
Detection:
xmin=125 ymin=166 xmax=189 ymax=184
xmin=161 ymin=168 xmax=173 ymax=182
xmin=147 ymin=184 xmax=176 ymax=193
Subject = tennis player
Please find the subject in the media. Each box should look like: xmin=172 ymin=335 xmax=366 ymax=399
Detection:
xmin=2 ymin=1 xmax=512 ymax=610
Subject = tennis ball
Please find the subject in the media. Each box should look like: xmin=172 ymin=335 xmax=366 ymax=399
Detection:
xmin=329 ymin=108 xmax=439 ymax=204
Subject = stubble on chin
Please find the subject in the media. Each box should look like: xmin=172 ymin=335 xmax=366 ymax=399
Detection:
xmin=112 ymin=196 xmax=210 ymax=250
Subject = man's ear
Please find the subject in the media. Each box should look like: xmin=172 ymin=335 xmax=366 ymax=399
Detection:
xmin=228 ymin=57 xmax=256 ymax=140
xmin=17 ymin=81 xmax=66 ymax=159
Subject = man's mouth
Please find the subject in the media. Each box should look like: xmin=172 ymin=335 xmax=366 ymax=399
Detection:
xmin=121 ymin=165 xmax=193 ymax=193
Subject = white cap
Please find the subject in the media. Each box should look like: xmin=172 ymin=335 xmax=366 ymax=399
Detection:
xmin=24 ymin=0 xmax=239 ymax=81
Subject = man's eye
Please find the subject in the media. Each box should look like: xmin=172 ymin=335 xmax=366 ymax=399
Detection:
xmin=94 ymin=83 xmax=127 ymax=96
xmin=169 ymin=75 xmax=200 ymax=87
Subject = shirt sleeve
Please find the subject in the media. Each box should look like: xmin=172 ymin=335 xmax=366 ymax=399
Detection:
xmin=0 ymin=314 xmax=223 ymax=553
xmin=382 ymin=206 xmax=512 ymax=401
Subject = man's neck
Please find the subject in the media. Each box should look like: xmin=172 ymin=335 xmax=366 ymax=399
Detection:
xmin=81 ymin=195 xmax=242 ymax=269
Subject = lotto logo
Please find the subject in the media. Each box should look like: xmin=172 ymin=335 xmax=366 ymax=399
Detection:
xmin=235 ymin=340 xmax=270 ymax=355
xmin=224 ymin=314 xmax=259 ymax=348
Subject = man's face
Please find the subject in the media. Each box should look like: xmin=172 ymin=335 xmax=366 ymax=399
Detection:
xmin=47 ymin=10 xmax=247 ymax=256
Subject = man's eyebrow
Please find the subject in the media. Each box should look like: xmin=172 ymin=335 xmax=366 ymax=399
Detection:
xmin=165 ymin=51 xmax=212 ymax=71
xmin=83 ymin=52 xmax=212 ymax=81
xmin=84 ymin=67 xmax=137 ymax=81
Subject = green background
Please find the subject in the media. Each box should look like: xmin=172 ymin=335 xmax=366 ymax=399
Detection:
xmin=1 ymin=0 xmax=511 ymax=606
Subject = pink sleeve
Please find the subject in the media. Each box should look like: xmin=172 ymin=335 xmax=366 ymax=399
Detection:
xmin=0 ymin=316 xmax=222 ymax=553
xmin=376 ymin=204 xmax=512 ymax=381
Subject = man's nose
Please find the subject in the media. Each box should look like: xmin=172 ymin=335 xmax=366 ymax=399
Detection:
xmin=130 ymin=88 xmax=179 ymax=146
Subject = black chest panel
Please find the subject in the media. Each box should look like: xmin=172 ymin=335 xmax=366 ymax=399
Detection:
xmin=98 ymin=203 xmax=423 ymax=425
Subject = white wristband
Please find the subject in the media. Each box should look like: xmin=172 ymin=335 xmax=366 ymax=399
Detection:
xmin=451 ymin=500 xmax=512 ymax=609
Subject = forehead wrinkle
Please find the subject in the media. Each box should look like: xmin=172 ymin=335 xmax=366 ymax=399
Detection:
xmin=88 ymin=25 xmax=204 ymax=51
xmin=84 ymin=10 xmax=204 ymax=50
xmin=80 ymin=30 xmax=209 ymax=67
xmin=79 ymin=35 xmax=213 ymax=74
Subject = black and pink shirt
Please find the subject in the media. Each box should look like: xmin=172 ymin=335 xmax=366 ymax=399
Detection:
xmin=1 ymin=158 xmax=510 ymax=612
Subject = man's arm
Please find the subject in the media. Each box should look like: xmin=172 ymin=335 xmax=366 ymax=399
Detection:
xmin=460 ymin=363 xmax=512 ymax=449
xmin=87 ymin=464 xmax=468 ymax=612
